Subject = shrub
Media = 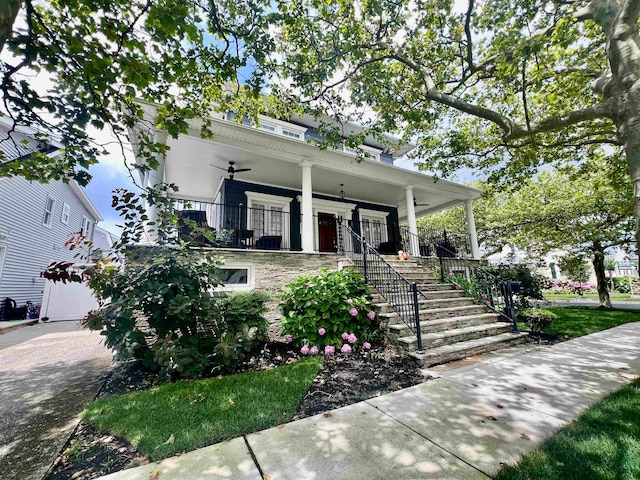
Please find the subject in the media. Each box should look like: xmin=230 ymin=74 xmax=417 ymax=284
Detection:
xmin=280 ymin=269 xmax=375 ymax=353
xmin=612 ymin=276 xmax=631 ymax=293
xmin=84 ymin=247 xmax=270 ymax=377
xmin=517 ymin=308 xmax=557 ymax=334
xmin=477 ymin=264 xmax=545 ymax=306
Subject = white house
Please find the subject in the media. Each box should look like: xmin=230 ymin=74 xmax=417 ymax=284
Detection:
xmin=0 ymin=120 xmax=102 ymax=319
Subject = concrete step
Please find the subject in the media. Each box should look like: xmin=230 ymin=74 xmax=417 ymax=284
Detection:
xmin=379 ymin=304 xmax=489 ymax=325
xmin=408 ymin=332 xmax=527 ymax=367
xmin=373 ymin=297 xmax=475 ymax=314
xmin=387 ymin=313 xmax=500 ymax=337
xmin=396 ymin=322 xmax=513 ymax=351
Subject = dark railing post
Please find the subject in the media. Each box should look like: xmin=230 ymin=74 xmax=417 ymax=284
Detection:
xmin=412 ymin=282 xmax=423 ymax=350
xmin=362 ymin=237 xmax=368 ymax=283
xmin=439 ymin=255 xmax=445 ymax=283
xmin=502 ymin=281 xmax=519 ymax=333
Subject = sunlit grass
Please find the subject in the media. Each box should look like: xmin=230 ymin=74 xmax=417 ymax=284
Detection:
xmin=495 ymin=377 xmax=640 ymax=480
xmin=84 ymin=357 xmax=322 ymax=460
xmin=542 ymin=307 xmax=640 ymax=339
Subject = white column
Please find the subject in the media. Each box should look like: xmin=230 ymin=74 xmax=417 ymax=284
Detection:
xmin=144 ymin=130 xmax=168 ymax=243
xmin=404 ymin=186 xmax=420 ymax=257
xmin=300 ymin=162 xmax=314 ymax=253
xmin=465 ymin=199 xmax=481 ymax=259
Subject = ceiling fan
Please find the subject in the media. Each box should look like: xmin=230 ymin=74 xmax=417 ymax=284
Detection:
xmin=210 ymin=161 xmax=252 ymax=180
xmin=414 ymin=198 xmax=430 ymax=207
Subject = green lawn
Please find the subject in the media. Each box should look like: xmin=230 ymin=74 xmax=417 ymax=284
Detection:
xmin=495 ymin=377 xmax=640 ymax=480
xmin=84 ymin=357 xmax=322 ymax=460
xmin=543 ymin=292 xmax=640 ymax=302
xmin=541 ymin=307 xmax=640 ymax=339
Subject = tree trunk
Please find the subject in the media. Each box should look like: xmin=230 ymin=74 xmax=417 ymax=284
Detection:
xmin=0 ymin=0 xmax=21 ymax=52
xmin=592 ymin=243 xmax=612 ymax=309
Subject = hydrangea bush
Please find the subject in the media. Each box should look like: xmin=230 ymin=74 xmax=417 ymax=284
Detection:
xmin=280 ymin=269 xmax=376 ymax=354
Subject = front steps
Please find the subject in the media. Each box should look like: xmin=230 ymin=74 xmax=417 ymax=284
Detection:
xmin=371 ymin=256 xmax=525 ymax=367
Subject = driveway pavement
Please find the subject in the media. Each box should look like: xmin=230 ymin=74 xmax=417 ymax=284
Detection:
xmin=100 ymin=322 xmax=640 ymax=480
xmin=0 ymin=322 xmax=113 ymax=480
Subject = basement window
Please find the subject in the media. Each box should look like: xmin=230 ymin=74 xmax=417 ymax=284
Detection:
xmin=218 ymin=264 xmax=254 ymax=290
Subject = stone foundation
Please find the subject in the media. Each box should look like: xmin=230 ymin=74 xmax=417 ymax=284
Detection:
xmin=213 ymin=249 xmax=348 ymax=325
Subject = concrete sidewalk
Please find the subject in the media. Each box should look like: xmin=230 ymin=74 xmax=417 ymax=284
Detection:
xmin=101 ymin=323 xmax=640 ymax=480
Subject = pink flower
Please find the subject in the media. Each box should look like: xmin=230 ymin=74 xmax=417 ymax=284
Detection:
xmin=455 ymin=285 xmax=462 ymax=290
xmin=310 ymin=346 xmax=319 ymax=355
xmin=341 ymin=344 xmax=352 ymax=354
xmin=318 ymin=327 xmax=326 ymax=336
xmin=324 ymin=346 xmax=335 ymax=355
xmin=363 ymin=342 xmax=371 ymax=350
xmin=485 ymin=301 xmax=491 ymax=307
xmin=301 ymin=345 xmax=310 ymax=355
xmin=349 ymin=307 xmax=358 ymax=316
xmin=348 ymin=333 xmax=357 ymax=344
xmin=342 ymin=332 xmax=349 ymax=340
xmin=480 ymin=293 xmax=487 ymax=300
xmin=449 ymin=271 xmax=454 ymax=276
xmin=367 ymin=311 xmax=376 ymax=320
xmin=346 ymin=298 xmax=353 ymax=304
xmin=284 ymin=334 xmax=293 ymax=343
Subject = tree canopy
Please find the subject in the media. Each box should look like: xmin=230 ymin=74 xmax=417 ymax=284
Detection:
xmin=419 ymin=160 xmax=634 ymax=306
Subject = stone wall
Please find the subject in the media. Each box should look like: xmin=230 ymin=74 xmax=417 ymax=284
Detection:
xmin=214 ymin=249 xmax=350 ymax=324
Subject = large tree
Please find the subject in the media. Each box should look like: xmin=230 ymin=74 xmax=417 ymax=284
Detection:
xmin=419 ymin=162 xmax=635 ymax=307
xmin=0 ymin=0 xmax=283 ymax=185
xmin=268 ymin=0 xmax=640 ymax=255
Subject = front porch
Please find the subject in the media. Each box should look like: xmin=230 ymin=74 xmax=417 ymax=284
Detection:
xmin=132 ymin=101 xmax=483 ymax=258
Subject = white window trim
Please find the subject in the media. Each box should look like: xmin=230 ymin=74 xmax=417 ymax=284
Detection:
xmin=256 ymin=115 xmax=307 ymax=140
xmin=340 ymin=144 xmax=382 ymax=161
xmin=359 ymin=208 xmax=390 ymax=244
xmin=61 ymin=203 xmax=71 ymax=225
xmin=43 ymin=196 xmax=56 ymax=228
xmin=245 ymin=192 xmax=294 ymax=248
xmin=81 ymin=215 xmax=93 ymax=238
xmin=0 ymin=245 xmax=7 ymax=286
xmin=216 ymin=263 xmax=255 ymax=291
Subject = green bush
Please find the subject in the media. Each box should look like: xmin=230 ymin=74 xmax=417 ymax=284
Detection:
xmin=478 ymin=264 xmax=545 ymax=306
xmin=612 ymin=276 xmax=631 ymax=293
xmin=517 ymin=308 xmax=557 ymax=334
xmin=280 ymin=269 xmax=375 ymax=352
xmin=84 ymin=248 xmax=269 ymax=377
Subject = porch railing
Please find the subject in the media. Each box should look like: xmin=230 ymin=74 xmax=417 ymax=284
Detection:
xmin=399 ymin=226 xmax=472 ymax=258
xmin=173 ymin=199 xmax=294 ymax=250
xmin=337 ymin=219 xmax=425 ymax=350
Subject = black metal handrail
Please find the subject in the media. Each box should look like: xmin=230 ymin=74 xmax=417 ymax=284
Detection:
xmin=337 ymin=219 xmax=424 ymax=350
xmin=399 ymin=225 xmax=472 ymax=259
xmin=421 ymin=245 xmax=519 ymax=332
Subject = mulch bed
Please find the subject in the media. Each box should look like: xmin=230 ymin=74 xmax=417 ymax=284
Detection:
xmin=45 ymin=343 xmax=426 ymax=480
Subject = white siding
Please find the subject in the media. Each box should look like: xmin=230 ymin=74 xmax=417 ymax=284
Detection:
xmin=0 ymin=177 xmax=100 ymax=312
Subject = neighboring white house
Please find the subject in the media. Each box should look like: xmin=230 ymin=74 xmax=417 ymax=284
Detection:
xmin=0 ymin=120 xmax=103 ymax=319
xmin=129 ymin=101 xmax=483 ymax=262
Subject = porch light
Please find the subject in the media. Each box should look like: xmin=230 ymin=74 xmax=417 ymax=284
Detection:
xmin=339 ymin=184 xmax=345 ymax=200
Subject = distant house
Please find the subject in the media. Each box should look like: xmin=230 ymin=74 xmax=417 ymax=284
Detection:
xmin=0 ymin=120 xmax=102 ymax=319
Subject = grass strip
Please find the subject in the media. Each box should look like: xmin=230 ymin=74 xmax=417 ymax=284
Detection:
xmin=84 ymin=357 xmax=322 ymax=460
xmin=495 ymin=377 xmax=640 ymax=480
xmin=543 ymin=307 xmax=640 ymax=339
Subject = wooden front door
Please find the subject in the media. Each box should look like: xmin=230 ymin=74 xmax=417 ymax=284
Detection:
xmin=318 ymin=213 xmax=337 ymax=252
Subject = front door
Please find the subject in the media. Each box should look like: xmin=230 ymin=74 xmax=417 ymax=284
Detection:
xmin=318 ymin=213 xmax=337 ymax=252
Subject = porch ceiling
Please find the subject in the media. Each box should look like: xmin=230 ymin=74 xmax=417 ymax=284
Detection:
xmin=160 ymin=118 xmax=481 ymax=216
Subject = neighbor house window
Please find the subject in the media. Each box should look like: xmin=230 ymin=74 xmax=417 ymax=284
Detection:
xmin=61 ymin=203 xmax=71 ymax=224
xmin=43 ymin=196 xmax=55 ymax=227
xmin=81 ymin=215 xmax=93 ymax=238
